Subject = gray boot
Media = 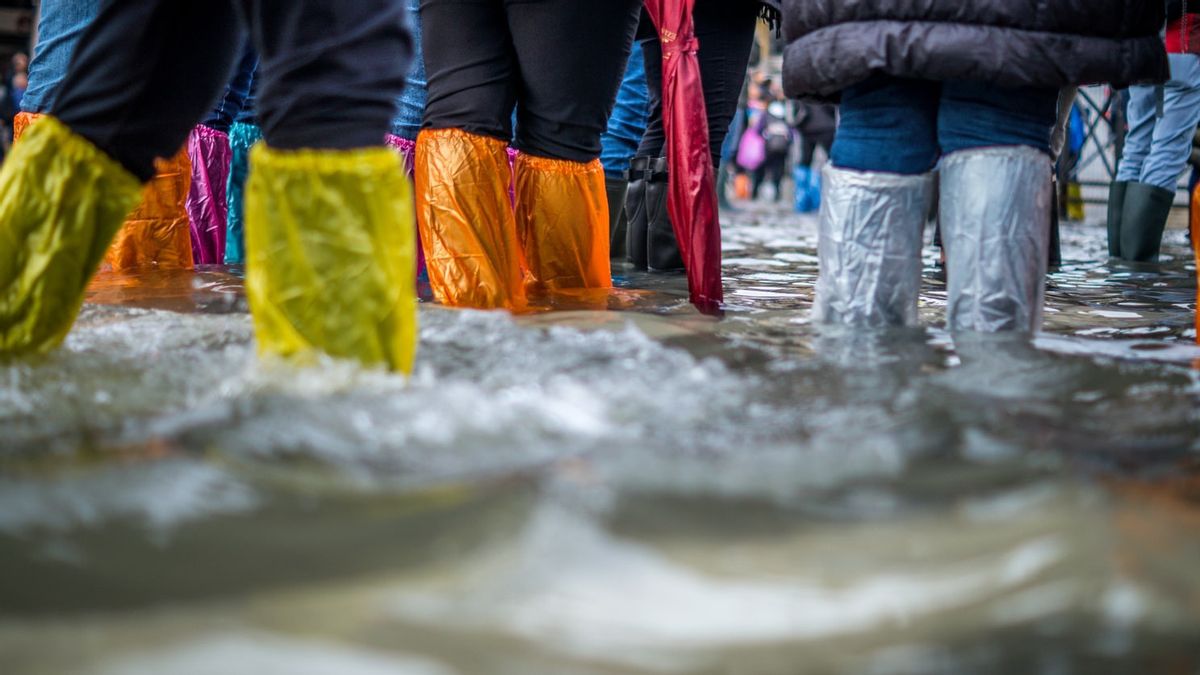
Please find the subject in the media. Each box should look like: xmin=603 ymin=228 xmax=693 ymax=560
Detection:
xmin=813 ymin=165 xmax=934 ymax=327
xmin=939 ymin=146 xmax=1052 ymax=333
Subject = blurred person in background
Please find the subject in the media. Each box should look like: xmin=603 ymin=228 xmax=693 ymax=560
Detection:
xmin=751 ymin=98 xmax=794 ymax=202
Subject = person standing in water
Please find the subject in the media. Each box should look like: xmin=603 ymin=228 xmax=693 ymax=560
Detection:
xmin=0 ymin=0 xmax=419 ymax=372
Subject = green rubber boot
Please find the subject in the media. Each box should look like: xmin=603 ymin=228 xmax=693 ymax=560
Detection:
xmin=1106 ymin=181 xmax=1129 ymax=258
xmin=1118 ymin=181 xmax=1174 ymax=262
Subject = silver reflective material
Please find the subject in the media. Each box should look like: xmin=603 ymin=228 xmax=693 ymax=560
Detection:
xmin=939 ymin=146 xmax=1052 ymax=333
xmin=813 ymin=165 xmax=934 ymax=327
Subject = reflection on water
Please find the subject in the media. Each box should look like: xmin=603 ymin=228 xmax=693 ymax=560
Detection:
xmin=1 ymin=208 xmax=1199 ymax=674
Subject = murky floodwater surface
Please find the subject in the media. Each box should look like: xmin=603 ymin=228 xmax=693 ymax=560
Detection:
xmin=1 ymin=208 xmax=1199 ymax=674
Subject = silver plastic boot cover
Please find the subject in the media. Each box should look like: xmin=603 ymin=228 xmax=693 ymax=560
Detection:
xmin=813 ymin=165 xmax=934 ymax=327
xmin=939 ymin=146 xmax=1052 ymax=333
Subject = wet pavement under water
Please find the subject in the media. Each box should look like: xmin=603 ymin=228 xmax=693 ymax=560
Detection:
xmin=1 ymin=206 xmax=1199 ymax=674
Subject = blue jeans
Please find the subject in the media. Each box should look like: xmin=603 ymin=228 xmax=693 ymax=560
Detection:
xmin=1116 ymin=53 xmax=1200 ymax=190
xmin=390 ymin=0 xmax=426 ymax=140
xmin=831 ymin=76 xmax=1059 ymax=175
xmin=202 ymin=42 xmax=258 ymax=133
xmin=21 ymin=0 xmax=101 ymax=114
xmin=600 ymin=46 xmax=649 ymax=178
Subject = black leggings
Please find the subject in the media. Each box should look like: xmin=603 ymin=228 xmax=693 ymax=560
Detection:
xmin=752 ymin=151 xmax=787 ymax=200
xmin=636 ymin=0 xmax=760 ymax=166
xmin=53 ymin=0 xmax=412 ymax=181
xmin=420 ymin=0 xmax=641 ymax=163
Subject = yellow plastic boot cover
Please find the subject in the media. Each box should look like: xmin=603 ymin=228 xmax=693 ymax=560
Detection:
xmin=0 ymin=116 xmax=142 ymax=356
xmin=415 ymin=128 xmax=525 ymax=310
xmin=514 ymin=153 xmax=611 ymax=295
xmin=244 ymin=144 xmax=418 ymax=373
xmin=104 ymin=147 xmax=195 ymax=271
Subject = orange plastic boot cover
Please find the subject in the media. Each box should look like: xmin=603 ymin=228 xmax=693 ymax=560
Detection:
xmin=15 ymin=114 xmax=194 ymax=272
xmin=414 ymin=128 xmax=525 ymax=310
xmin=104 ymin=147 xmax=195 ymax=271
xmin=514 ymin=153 xmax=611 ymax=294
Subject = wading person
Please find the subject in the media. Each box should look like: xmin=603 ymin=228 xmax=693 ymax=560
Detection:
xmin=782 ymin=0 xmax=1169 ymax=333
xmin=17 ymin=0 xmax=195 ymax=272
xmin=0 ymin=0 xmax=419 ymax=372
xmin=625 ymin=0 xmax=780 ymax=272
xmin=415 ymin=0 xmax=643 ymax=310
xmin=1109 ymin=3 xmax=1200 ymax=262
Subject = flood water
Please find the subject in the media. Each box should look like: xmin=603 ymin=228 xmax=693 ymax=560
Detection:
xmin=2 ymin=206 xmax=1199 ymax=674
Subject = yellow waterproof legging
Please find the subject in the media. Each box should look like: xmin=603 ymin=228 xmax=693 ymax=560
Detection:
xmin=245 ymin=144 xmax=418 ymax=373
xmin=0 ymin=116 xmax=142 ymax=356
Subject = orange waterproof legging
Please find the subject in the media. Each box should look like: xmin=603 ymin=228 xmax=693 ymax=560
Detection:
xmin=12 ymin=112 xmax=194 ymax=271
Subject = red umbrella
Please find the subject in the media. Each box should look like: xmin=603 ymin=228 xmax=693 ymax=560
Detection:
xmin=643 ymin=0 xmax=723 ymax=314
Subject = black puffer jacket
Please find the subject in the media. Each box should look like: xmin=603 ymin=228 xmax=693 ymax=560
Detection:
xmin=782 ymin=1 xmax=1169 ymax=99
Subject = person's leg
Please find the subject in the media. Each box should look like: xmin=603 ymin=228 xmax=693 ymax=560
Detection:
xmin=240 ymin=0 xmax=417 ymax=372
xmin=189 ymin=41 xmax=258 ymax=265
xmin=506 ymin=0 xmax=641 ymax=293
xmin=636 ymin=0 xmax=757 ymax=164
xmin=1117 ymin=54 xmax=1200 ymax=261
xmin=53 ymin=2 xmax=243 ymax=181
xmin=815 ymin=76 xmax=937 ymax=327
xmin=1 ymin=0 xmax=242 ymax=356
xmin=831 ymin=76 xmax=940 ymax=174
xmin=751 ymin=161 xmax=767 ymax=199
xmin=203 ymin=42 xmax=259 ymax=135
xmin=600 ymin=47 xmax=649 ymax=260
xmin=1115 ymin=85 xmax=1157 ymax=183
xmin=937 ymin=82 xmax=1058 ymax=332
xmin=415 ymin=0 xmax=524 ymax=309
xmin=390 ymin=0 xmax=427 ymax=144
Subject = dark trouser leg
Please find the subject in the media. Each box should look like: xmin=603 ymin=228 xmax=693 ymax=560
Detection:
xmin=420 ymin=0 xmax=519 ymax=141
xmin=506 ymin=0 xmax=642 ymax=161
xmin=52 ymin=0 xmax=244 ymax=181
xmin=245 ymin=0 xmax=411 ymax=150
xmin=636 ymin=0 xmax=758 ymax=165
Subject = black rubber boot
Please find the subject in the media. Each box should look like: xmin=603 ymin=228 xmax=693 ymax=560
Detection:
xmin=625 ymin=156 xmax=650 ymax=270
xmin=606 ymin=175 xmax=629 ymax=261
xmin=1106 ymin=181 xmax=1129 ymax=258
xmin=646 ymin=157 xmax=684 ymax=272
xmin=1119 ymin=181 xmax=1174 ymax=262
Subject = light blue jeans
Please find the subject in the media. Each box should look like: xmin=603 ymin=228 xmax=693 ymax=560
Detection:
xmin=22 ymin=0 xmax=100 ymax=113
xmin=390 ymin=0 xmax=426 ymax=140
xmin=599 ymin=47 xmax=649 ymax=179
xmin=1116 ymin=53 xmax=1200 ymax=190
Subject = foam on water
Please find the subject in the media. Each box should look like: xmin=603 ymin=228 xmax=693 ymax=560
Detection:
xmin=2 ymin=209 xmax=1199 ymax=673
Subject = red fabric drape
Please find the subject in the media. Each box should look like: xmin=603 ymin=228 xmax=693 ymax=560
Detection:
xmin=643 ymin=0 xmax=724 ymax=314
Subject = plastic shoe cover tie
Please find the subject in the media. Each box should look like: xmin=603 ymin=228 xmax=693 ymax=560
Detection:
xmin=0 ymin=116 xmax=142 ymax=356
xmin=105 ymin=145 xmax=195 ymax=271
xmin=244 ymin=144 xmax=418 ymax=373
xmin=940 ymin=146 xmax=1052 ymax=333
xmin=224 ymin=121 xmax=263 ymax=264
xmin=514 ymin=153 xmax=611 ymax=294
xmin=415 ymin=128 xmax=525 ymax=310
xmin=186 ymin=124 xmax=232 ymax=264
xmin=813 ymin=165 xmax=933 ymax=328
